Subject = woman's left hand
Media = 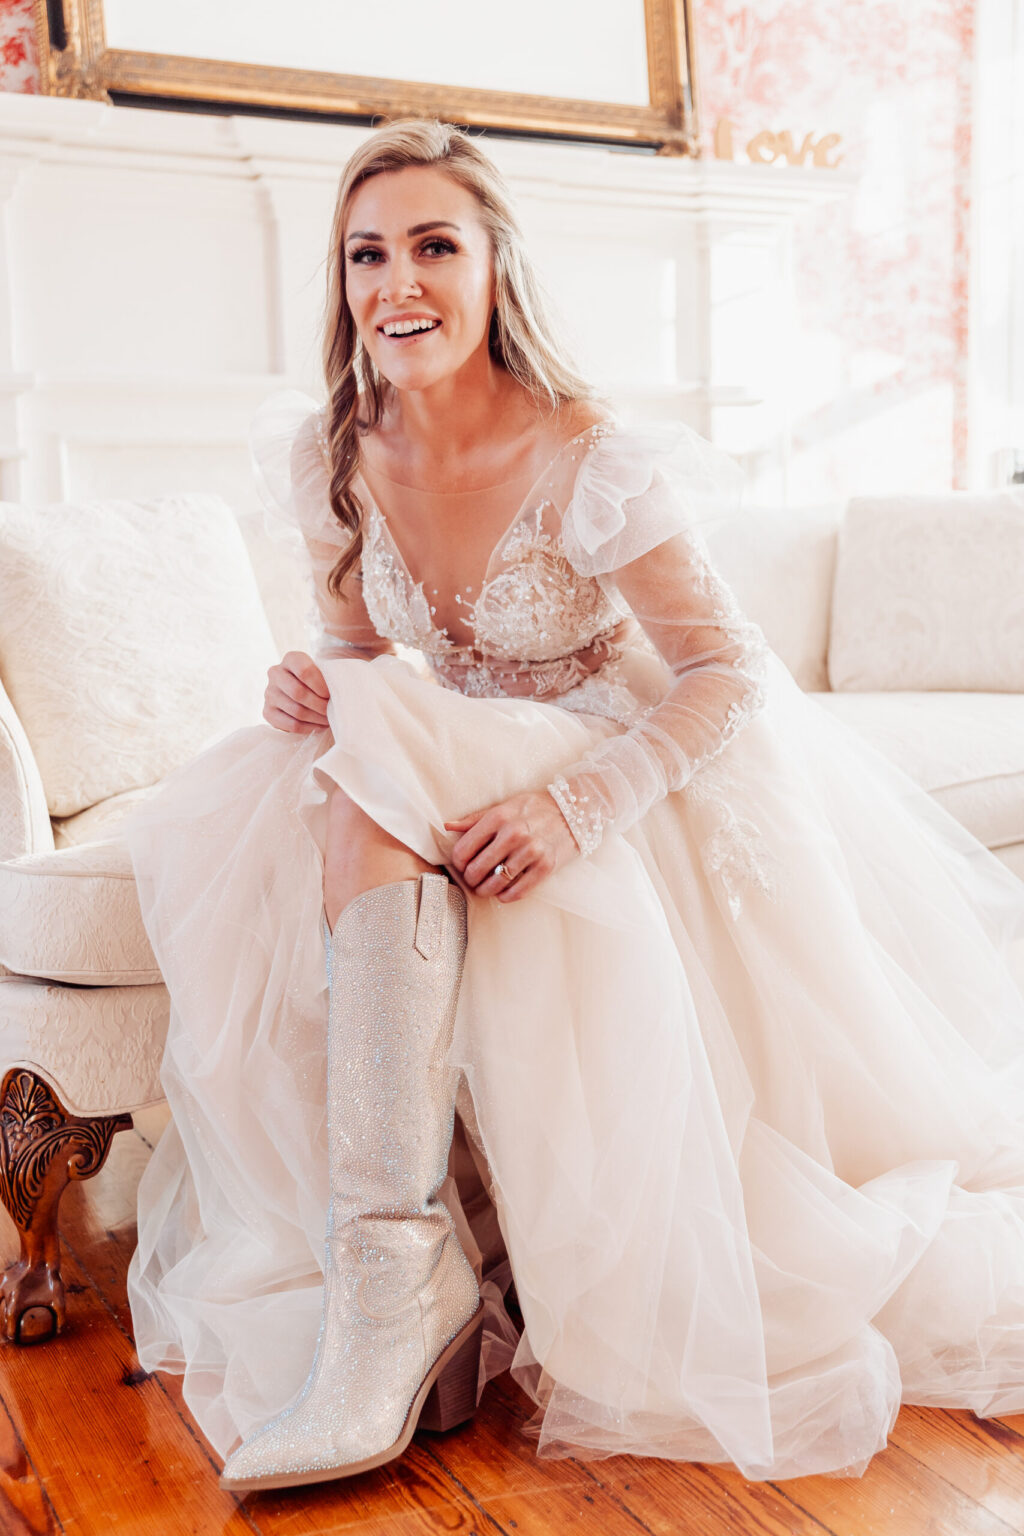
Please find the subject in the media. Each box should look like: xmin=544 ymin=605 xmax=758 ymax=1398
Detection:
xmin=444 ymin=790 xmax=579 ymax=902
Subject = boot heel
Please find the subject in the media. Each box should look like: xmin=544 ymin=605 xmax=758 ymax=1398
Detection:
xmin=419 ymin=1308 xmax=484 ymax=1433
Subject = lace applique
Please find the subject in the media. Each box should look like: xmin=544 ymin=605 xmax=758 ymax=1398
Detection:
xmin=684 ymin=759 xmax=783 ymax=920
xmin=358 ymin=466 xmax=629 ymax=706
xmin=679 ymin=529 xmax=771 ymax=778
xmin=469 ymin=508 xmax=618 ymax=662
xmin=553 ymin=662 xmax=650 ymax=728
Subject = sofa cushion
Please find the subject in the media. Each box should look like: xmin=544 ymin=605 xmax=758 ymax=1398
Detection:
xmin=0 ymin=974 xmax=168 ymax=1116
xmin=0 ymin=492 xmax=277 ymax=819
xmin=811 ymin=690 xmax=1024 ymax=854
xmin=828 ymin=491 xmax=1024 ymax=692
xmin=707 ymin=505 xmax=841 ymax=693
xmin=0 ymin=837 xmax=160 ymax=985
xmin=51 ymin=783 xmax=162 ymax=849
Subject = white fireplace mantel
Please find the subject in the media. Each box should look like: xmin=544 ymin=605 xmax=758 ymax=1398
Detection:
xmin=0 ymin=92 xmax=851 ymax=507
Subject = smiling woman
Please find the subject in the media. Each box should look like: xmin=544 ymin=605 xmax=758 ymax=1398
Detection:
xmin=123 ymin=115 xmax=1024 ymax=1501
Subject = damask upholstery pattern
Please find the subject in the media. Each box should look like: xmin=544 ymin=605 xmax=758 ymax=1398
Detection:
xmin=0 ymin=837 xmax=161 ymax=985
xmin=0 ymin=974 xmax=167 ymax=1116
xmin=829 ymin=493 xmax=1024 ymax=693
xmin=0 ymin=492 xmax=278 ymax=818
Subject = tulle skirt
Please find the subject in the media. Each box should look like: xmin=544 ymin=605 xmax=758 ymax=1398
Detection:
xmin=124 ymin=647 xmax=1024 ymax=1481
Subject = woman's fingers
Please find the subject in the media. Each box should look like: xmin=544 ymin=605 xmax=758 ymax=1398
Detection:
xmin=463 ymin=823 xmax=520 ymax=889
xmin=264 ymin=705 xmax=321 ymax=735
xmin=282 ymin=652 xmax=330 ymax=700
xmin=265 ymin=684 xmax=328 ymax=727
xmin=448 ymin=810 xmax=503 ymax=872
xmin=477 ymin=851 xmax=534 ymax=900
xmin=264 ymin=653 xmax=330 ymax=732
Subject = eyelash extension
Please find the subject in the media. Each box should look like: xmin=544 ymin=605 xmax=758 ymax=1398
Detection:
xmin=349 ymin=237 xmax=458 ymax=264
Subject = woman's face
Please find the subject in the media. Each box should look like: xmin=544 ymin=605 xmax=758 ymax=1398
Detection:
xmin=343 ymin=166 xmax=496 ymax=394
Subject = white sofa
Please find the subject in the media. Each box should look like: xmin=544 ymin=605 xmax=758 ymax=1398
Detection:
xmin=0 ymin=484 xmax=1022 ymax=1342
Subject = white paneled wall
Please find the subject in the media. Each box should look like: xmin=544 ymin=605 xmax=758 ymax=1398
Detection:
xmin=0 ymin=93 xmax=848 ymax=514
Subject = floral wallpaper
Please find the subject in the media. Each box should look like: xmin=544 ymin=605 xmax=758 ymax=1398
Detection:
xmin=695 ymin=0 xmax=975 ymax=492
xmin=0 ymin=0 xmax=974 ymax=492
xmin=0 ymin=0 xmax=38 ymax=94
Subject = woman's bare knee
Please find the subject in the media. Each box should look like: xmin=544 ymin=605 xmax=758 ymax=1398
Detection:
xmin=323 ymin=785 xmax=434 ymax=931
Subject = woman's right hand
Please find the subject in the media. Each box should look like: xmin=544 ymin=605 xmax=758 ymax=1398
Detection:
xmin=264 ymin=651 xmax=330 ymax=734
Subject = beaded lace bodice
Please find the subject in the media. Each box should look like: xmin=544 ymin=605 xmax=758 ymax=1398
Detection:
xmin=353 ymin=423 xmax=646 ymax=708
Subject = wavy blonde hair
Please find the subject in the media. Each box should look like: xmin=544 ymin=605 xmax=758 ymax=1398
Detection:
xmin=319 ymin=117 xmax=599 ymax=596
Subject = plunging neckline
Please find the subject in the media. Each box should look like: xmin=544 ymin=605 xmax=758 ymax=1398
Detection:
xmin=354 ymin=420 xmax=616 ymax=650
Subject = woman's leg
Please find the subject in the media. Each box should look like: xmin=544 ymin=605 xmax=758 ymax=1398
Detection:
xmin=221 ymin=781 xmax=481 ymax=1493
xmin=323 ymin=784 xmax=435 ymax=932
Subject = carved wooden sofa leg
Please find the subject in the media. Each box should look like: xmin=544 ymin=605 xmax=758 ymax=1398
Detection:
xmin=0 ymin=1068 xmax=132 ymax=1344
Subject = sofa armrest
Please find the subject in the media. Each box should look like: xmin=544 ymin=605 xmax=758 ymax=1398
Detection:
xmin=0 ymin=676 xmax=52 ymax=862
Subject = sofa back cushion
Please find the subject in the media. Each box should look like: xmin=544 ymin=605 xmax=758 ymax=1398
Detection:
xmin=828 ymin=491 xmax=1024 ymax=692
xmin=706 ymin=504 xmax=842 ymax=692
xmin=0 ymin=493 xmax=277 ymax=818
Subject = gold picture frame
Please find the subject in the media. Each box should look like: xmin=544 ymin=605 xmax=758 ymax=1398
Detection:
xmin=33 ymin=0 xmax=700 ymax=156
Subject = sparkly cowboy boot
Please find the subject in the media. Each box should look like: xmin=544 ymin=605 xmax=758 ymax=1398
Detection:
xmin=220 ymin=872 xmax=483 ymax=1492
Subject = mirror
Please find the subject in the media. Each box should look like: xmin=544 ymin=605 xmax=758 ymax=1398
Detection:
xmin=34 ymin=0 xmax=699 ymax=154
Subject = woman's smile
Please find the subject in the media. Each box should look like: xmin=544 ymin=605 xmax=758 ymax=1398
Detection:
xmin=377 ymin=314 xmax=443 ymax=342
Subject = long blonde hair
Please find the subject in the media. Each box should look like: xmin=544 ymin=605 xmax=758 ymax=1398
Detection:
xmin=319 ymin=117 xmax=599 ymax=596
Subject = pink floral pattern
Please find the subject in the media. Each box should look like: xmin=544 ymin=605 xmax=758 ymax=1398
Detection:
xmin=695 ymin=0 xmax=975 ymax=489
xmin=0 ymin=0 xmax=38 ymax=95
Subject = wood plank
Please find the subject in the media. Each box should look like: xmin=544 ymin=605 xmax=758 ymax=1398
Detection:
xmin=236 ymin=1446 xmax=507 ymax=1536
xmin=451 ymin=1375 xmax=835 ymax=1536
xmin=0 ymin=1395 xmax=60 ymax=1536
xmin=888 ymin=1405 xmax=1024 ymax=1531
xmin=578 ymin=1443 xmax=833 ymax=1536
xmin=424 ymin=1374 xmax=658 ymax=1535
xmin=768 ymin=1433 xmax=1023 ymax=1536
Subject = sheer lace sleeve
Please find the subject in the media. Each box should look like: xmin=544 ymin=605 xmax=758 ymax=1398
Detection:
xmin=547 ymin=424 xmax=769 ymax=854
xmin=249 ymin=388 xmax=393 ymax=663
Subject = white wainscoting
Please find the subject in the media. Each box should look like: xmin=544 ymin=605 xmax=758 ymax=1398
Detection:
xmin=0 ymin=93 xmax=847 ymax=514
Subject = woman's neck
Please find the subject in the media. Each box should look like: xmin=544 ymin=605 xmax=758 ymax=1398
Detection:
xmin=382 ymin=359 xmax=536 ymax=466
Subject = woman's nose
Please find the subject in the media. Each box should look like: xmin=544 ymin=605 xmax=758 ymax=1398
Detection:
xmin=379 ymin=251 xmax=421 ymax=302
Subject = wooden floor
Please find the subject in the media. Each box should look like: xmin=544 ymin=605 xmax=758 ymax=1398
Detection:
xmin=3 ymin=1115 xmax=1024 ymax=1536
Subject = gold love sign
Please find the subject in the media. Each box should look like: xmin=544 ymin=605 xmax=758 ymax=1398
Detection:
xmin=715 ymin=120 xmax=844 ymax=168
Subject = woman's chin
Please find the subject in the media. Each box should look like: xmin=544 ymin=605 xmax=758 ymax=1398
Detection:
xmin=377 ymin=361 xmax=459 ymax=393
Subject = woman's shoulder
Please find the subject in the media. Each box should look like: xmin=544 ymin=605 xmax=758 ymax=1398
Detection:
xmin=551 ymin=396 xmax=617 ymax=444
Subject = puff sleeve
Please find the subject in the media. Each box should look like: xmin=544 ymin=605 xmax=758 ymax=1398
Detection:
xmin=249 ymin=388 xmax=393 ymax=663
xmin=547 ymin=423 xmax=769 ymax=853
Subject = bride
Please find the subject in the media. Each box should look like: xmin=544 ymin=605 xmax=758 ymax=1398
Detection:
xmin=125 ymin=116 xmax=1024 ymax=1492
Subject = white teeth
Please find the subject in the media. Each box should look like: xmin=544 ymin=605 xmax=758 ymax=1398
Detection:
xmin=381 ymin=318 xmax=440 ymax=337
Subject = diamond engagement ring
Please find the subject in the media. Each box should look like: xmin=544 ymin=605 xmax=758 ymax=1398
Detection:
xmin=494 ymin=862 xmax=516 ymax=883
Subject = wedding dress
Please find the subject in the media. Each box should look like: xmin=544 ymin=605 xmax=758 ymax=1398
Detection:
xmin=125 ymin=388 xmax=1024 ymax=1482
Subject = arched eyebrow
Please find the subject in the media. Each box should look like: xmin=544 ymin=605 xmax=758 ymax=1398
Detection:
xmin=345 ymin=221 xmax=461 ymax=245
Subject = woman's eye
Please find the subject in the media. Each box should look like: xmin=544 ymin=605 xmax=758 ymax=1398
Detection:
xmin=348 ymin=237 xmax=457 ymax=266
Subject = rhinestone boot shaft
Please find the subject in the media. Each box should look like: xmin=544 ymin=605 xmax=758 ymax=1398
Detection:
xmin=220 ymin=872 xmax=482 ymax=1491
